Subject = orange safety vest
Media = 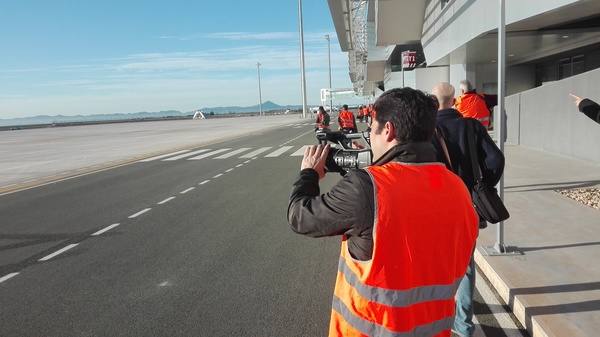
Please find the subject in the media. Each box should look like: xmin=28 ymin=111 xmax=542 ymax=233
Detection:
xmin=455 ymin=93 xmax=490 ymax=127
xmin=339 ymin=110 xmax=356 ymax=129
xmin=329 ymin=162 xmax=478 ymax=337
xmin=316 ymin=112 xmax=330 ymax=129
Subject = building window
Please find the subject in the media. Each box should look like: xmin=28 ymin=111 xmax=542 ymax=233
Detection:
xmin=572 ymin=55 xmax=585 ymax=76
xmin=558 ymin=55 xmax=585 ymax=80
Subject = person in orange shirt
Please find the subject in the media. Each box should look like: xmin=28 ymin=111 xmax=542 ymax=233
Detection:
xmin=357 ymin=105 xmax=365 ymax=123
xmin=455 ymin=80 xmax=491 ymax=128
xmin=337 ymin=104 xmax=357 ymax=133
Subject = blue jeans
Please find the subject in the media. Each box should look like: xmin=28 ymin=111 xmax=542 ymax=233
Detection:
xmin=453 ymin=254 xmax=475 ymax=337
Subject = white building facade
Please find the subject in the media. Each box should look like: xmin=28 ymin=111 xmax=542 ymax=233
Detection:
xmin=328 ymin=0 xmax=600 ymax=162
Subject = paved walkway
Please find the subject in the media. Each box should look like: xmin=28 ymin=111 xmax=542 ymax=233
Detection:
xmin=475 ymin=145 xmax=600 ymax=337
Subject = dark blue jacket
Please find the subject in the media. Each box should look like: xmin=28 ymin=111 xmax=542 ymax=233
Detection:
xmin=433 ymin=108 xmax=505 ymax=193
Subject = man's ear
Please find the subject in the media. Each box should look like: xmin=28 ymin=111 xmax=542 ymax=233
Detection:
xmin=385 ymin=121 xmax=396 ymax=142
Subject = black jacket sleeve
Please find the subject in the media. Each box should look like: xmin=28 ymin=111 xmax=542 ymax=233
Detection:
xmin=578 ymin=99 xmax=600 ymax=125
xmin=288 ymin=169 xmax=374 ymax=236
xmin=474 ymin=121 xmax=505 ymax=187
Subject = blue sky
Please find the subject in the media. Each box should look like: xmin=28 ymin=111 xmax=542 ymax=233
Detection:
xmin=0 ymin=0 xmax=358 ymax=118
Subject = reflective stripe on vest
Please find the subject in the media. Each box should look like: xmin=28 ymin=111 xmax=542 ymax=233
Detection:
xmin=329 ymin=162 xmax=478 ymax=337
xmin=332 ymin=296 xmax=454 ymax=337
xmin=337 ymin=258 xmax=462 ymax=307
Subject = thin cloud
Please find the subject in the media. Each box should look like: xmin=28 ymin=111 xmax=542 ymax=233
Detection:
xmin=158 ymin=31 xmax=338 ymax=43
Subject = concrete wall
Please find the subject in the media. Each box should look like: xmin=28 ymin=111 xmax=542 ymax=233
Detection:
xmin=475 ymin=63 xmax=536 ymax=95
xmin=384 ymin=71 xmax=416 ymax=90
xmin=415 ymin=66 xmax=450 ymax=92
xmin=504 ymin=67 xmax=600 ymax=163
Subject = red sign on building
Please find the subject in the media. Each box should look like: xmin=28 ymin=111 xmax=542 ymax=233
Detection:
xmin=402 ymin=51 xmax=417 ymax=70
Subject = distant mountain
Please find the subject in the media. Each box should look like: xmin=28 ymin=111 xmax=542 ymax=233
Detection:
xmin=200 ymin=101 xmax=302 ymax=114
xmin=0 ymin=110 xmax=189 ymax=127
xmin=0 ymin=101 xmax=303 ymax=127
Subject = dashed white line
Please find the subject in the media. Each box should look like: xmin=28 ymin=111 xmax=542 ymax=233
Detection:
xmin=213 ymin=173 xmax=223 ymax=178
xmin=280 ymin=129 xmax=314 ymax=146
xmin=225 ymin=168 xmax=234 ymax=173
xmin=39 ymin=244 xmax=79 ymax=261
xmin=243 ymin=160 xmax=251 ymax=164
xmin=199 ymin=180 xmax=210 ymax=185
xmin=236 ymin=164 xmax=244 ymax=168
xmin=129 ymin=208 xmax=151 ymax=219
xmin=180 ymin=187 xmax=195 ymax=194
xmin=0 ymin=272 xmax=20 ymax=283
xmin=138 ymin=150 xmax=190 ymax=162
xmin=91 ymin=223 xmax=120 ymax=236
xmin=158 ymin=196 xmax=176 ymax=205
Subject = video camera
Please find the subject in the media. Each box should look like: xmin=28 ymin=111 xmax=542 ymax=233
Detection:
xmin=315 ymin=130 xmax=372 ymax=175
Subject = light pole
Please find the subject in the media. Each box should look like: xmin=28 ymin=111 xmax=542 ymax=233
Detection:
xmin=298 ymin=0 xmax=308 ymax=119
xmin=495 ymin=0 xmax=506 ymax=253
xmin=325 ymin=34 xmax=333 ymax=112
xmin=257 ymin=62 xmax=263 ymax=117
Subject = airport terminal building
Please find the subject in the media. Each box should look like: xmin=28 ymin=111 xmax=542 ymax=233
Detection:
xmin=327 ymin=0 xmax=600 ymax=162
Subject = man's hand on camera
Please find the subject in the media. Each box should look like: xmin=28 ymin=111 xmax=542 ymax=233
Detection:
xmin=301 ymin=144 xmax=330 ymax=180
xmin=352 ymin=141 xmax=365 ymax=150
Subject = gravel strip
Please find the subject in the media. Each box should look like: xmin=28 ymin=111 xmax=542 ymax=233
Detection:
xmin=556 ymin=188 xmax=600 ymax=210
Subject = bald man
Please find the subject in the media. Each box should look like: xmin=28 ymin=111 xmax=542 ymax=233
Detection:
xmin=432 ymin=82 xmax=505 ymax=337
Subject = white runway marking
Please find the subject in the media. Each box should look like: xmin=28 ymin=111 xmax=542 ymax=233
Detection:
xmin=243 ymin=160 xmax=251 ymax=164
xmin=225 ymin=168 xmax=234 ymax=173
xmin=188 ymin=148 xmax=231 ymax=160
xmin=39 ymin=244 xmax=79 ymax=261
xmin=180 ymin=187 xmax=195 ymax=194
xmin=240 ymin=147 xmax=272 ymax=158
xmin=157 ymin=196 xmax=176 ymax=205
xmin=91 ymin=223 xmax=120 ymax=236
xmin=213 ymin=173 xmax=223 ymax=178
xmin=290 ymin=146 xmax=309 ymax=156
xmin=139 ymin=150 xmax=190 ymax=162
xmin=199 ymin=180 xmax=210 ymax=185
xmin=235 ymin=164 xmax=244 ymax=167
xmin=214 ymin=148 xmax=252 ymax=159
xmin=265 ymin=146 xmax=294 ymax=157
xmin=0 ymin=272 xmax=20 ymax=283
xmin=129 ymin=208 xmax=151 ymax=218
xmin=162 ymin=149 xmax=211 ymax=161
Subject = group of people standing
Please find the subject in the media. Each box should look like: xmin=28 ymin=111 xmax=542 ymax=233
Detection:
xmin=293 ymin=81 xmax=506 ymax=337
xmin=314 ymin=104 xmax=372 ymax=134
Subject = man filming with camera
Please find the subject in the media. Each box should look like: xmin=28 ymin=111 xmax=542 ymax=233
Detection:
xmin=288 ymin=88 xmax=479 ymax=337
